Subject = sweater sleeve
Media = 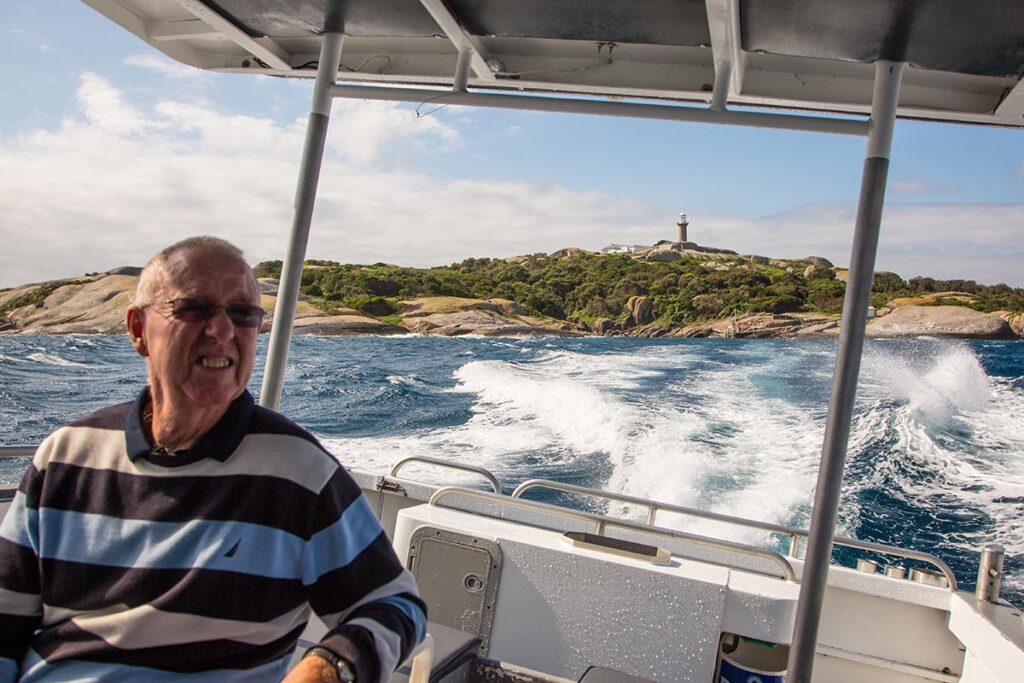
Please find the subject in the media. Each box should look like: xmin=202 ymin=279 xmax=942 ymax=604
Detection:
xmin=300 ymin=467 xmax=427 ymax=683
xmin=0 ymin=463 xmax=45 ymax=682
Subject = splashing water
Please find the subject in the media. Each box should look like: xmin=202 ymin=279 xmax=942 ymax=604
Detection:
xmin=849 ymin=341 xmax=1024 ymax=594
xmin=2 ymin=334 xmax=1022 ymax=603
xmin=862 ymin=343 xmax=993 ymax=425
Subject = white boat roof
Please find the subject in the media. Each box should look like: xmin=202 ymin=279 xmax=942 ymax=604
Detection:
xmin=84 ymin=0 xmax=1024 ymax=128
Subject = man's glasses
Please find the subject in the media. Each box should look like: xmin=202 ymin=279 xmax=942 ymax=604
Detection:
xmin=146 ymin=299 xmax=265 ymax=328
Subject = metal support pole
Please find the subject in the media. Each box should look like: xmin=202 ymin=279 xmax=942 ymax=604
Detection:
xmin=786 ymin=59 xmax=905 ymax=683
xmin=710 ymin=60 xmax=732 ymax=112
xmin=453 ymin=48 xmax=471 ymax=92
xmin=260 ymin=28 xmax=345 ymax=411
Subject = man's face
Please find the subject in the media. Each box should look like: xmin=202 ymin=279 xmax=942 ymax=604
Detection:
xmin=131 ymin=248 xmax=261 ymax=419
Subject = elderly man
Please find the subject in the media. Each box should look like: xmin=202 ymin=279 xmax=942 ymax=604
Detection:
xmin=0 ymin=237 xmax=425 ymax=682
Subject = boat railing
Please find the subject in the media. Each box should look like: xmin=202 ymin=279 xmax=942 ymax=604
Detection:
xmin=511 ymin=479 xmax=957 ymax=589
xmin=429 ymin=486 xmax=798 ymax=581
xmin=389 ymin=456 xmax=502 ymax=494
xmin=0 ymin=446 xmax=955 ymax=588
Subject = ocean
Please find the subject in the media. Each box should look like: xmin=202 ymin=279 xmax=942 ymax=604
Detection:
xmin=2 ymin=334 xmax=1022 ymax=605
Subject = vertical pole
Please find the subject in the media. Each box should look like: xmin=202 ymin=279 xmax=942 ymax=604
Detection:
xmin=786 ymin=60 xmax=905 ymax=683
xmin=453 ymin=48 xmax=472 ymax=92
xmin=260 ymin=25 xmax=345 ymax=411
xmin=710 ymin=61 xmax=732 ymax=112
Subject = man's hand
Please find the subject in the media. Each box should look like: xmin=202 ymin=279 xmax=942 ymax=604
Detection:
xmin=281 ymin=655 xmax=341 ymax=682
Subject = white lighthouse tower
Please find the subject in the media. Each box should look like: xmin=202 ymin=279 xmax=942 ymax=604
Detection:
xmin=676 ymin=212 xmax=689 ymax=243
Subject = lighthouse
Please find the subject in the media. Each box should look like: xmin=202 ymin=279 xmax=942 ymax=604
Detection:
xmin=676 ymin=212 xmax=689 ymax=243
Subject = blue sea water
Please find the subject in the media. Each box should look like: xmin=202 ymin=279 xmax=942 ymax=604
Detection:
xmin=2 ymin=334 xmax=1023 ymax=605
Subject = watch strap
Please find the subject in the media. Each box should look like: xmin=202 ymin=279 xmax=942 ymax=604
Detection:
xmin=303 ymin=645 xmax=357 ymax=682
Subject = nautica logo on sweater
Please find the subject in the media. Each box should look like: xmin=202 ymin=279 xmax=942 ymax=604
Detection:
xmin=224 ymin=539 xmax=241 ymax=558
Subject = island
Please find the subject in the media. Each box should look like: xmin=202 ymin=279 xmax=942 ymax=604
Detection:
xmin=2 ymin=243 xmax=1021 ymax=340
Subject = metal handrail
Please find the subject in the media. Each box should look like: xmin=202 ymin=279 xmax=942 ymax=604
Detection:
xmin=390 ymin=456 xmax=501 ymax=495
xmin=0 ymin=446 xmax=958 ymax=588
xmin=511 ymin=478 xmax=957 ymax=589
xmin=429 ymin=486 xmax=797 ymax=581
xmin=0 ymin=446 xmax=34 ymax=458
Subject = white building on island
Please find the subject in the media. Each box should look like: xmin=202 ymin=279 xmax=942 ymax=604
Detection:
xmin=602 ymin=211 xmax=694 ymax=254
xmin=599 ymin=243 xmax=649 ymax=254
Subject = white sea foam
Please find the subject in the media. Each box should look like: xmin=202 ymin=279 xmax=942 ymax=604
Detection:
xmin=452 ymin=358 xmax=641 ymax=457
xmin=26 ymin=351 xmax=89 ymax=367
xmin=861 ymin=343 xmax=992 ymax=424
xmin=604 ymin=358 xmax=824 ymax=545
xmin=853 ymin=343 xmax=1024 ymax=558
xmin=327 ymin=348 xmax=689 ymax=484
xmin=332 ymin=345 xmax=825 ymax=546
xmin=386 ymin=374 xmax=421 ymax=385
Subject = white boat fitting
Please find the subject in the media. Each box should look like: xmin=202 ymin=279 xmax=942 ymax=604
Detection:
xmin=5 ymin=0 xmax=1024 ymax=681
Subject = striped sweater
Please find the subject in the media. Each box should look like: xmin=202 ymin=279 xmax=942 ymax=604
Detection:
xmin=0 ymin=389 xmax=426 ymax=682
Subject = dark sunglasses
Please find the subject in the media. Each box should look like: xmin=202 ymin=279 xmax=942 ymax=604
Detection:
xmin=147 ymin=298 xmax=265 ymax=328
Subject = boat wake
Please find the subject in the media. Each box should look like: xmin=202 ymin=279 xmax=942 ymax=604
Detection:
xmin=851 ymin=342 xmax=1024 ymax=595
xmin=323 ymin=338 xmax=1024 ymax=601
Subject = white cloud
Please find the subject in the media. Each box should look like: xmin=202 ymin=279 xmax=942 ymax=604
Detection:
xmin=0 ymin=72 xmax=653 ymax=287
xmin=124 ymin=53 xmax=206 ymax=80
xmin=691 ymin=202 xmax=1024 ymax=285
xmin=325 ymin=100 xmax=461 ymax=165
xmin=154 ymin=100 xmax=304 ymax=153
xmin=74 ymin=71 xmax=156 ymax=134
xmin=1 ymin=71 xmax=1022 ymax=291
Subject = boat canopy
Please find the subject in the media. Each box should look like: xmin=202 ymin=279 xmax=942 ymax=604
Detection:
xmin=85 ymin=0 xmax=1024 ymax=128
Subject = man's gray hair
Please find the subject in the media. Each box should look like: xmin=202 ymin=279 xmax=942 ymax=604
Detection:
xmin=134 ymin=236 xmax=248 ymax=306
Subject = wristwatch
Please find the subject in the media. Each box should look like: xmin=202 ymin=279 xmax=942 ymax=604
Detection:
xmin=303 ymin=646 xmax=357 ymax=683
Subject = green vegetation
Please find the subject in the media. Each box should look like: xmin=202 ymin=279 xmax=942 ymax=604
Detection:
xmin=869 ymin=272 xmax=1024 ymax=313
xmin=0 ymin=281 xmax=79 ymax=316
xmin=255 ymin=253 xmax=1021 ymax=328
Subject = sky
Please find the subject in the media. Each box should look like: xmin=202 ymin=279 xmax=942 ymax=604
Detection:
xmin=1 ymin=1 xmax=1023 ymax=289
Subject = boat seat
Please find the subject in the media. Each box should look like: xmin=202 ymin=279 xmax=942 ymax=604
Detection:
xmin=577 ymin=666 xmax=656 ymax=683
xmin=390 ymin=621 xmax=481 ymax=683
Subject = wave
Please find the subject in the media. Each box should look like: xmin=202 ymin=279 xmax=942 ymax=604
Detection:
xmin=25 ymin=351 xmax=91 ymax=367
xmin=332 ymin=344 xmax=825 ymax=546
xmin=860 ymin=342 xmax=993 ymax=424
xmin=850 ymin=341 xmax=1024 ymax=592
xmin=386 ymin=374 xmax=423 ymax=386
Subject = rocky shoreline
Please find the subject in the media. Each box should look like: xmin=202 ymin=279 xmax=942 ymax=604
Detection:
xmin=1 ymin=270 xmax=1021 ymax=340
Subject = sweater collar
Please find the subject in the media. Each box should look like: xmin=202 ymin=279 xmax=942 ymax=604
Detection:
xmin=125 ymin=387 xmax=255 ymax=466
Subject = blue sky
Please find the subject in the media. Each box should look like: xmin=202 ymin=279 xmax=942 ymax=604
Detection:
xmin=2 ymin=0 xmax=1023 ymax=288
